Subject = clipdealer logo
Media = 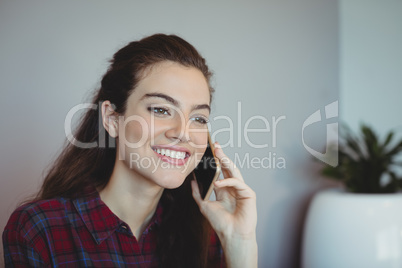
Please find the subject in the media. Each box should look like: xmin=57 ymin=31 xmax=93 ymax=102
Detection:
xmin=63 ymin=101 xmax=338 ymax=169
xmin=302 ymin=101 xmax=339 ymax=167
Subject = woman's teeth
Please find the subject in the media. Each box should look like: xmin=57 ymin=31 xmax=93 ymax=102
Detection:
xmin=153 ymin=148 xmax=186 ymax=160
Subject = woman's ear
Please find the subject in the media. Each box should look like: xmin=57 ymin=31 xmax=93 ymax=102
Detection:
xmin=101 ymin=101 xmax=119 ymax=138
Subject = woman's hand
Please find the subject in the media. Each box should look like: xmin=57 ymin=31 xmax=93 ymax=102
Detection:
xmin=191 ymin=143 xmax=258 ymax=268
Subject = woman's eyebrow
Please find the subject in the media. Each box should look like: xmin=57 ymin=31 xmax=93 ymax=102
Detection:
xmin=141 ymin=92 xmax=210 ymax=113
xmin=192 ymin=104 xmax=211 ymax=113
xmin=141 ymin=93 xmax=179 ymax=106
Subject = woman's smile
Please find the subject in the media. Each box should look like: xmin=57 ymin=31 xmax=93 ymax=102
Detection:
xmin=152 ymin=144 xmax=191 ymax=166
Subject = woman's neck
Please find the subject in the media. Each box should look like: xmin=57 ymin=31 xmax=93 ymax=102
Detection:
xmin=99 ymin=158 xmax=164 ymax=239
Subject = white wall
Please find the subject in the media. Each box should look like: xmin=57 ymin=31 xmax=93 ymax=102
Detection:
xmin=0 ymin=1 xmax=339 ymax=267
xmin=340 ymin=0 xmax=402 ymax=133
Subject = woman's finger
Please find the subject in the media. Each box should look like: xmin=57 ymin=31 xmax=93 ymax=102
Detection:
xmin=191 ymin=180 xmax=220 ymax=217
xmin=191 ymin=179 xmax=203 ymax=205
xmin=214 ymin=178 xmax=256 ymax=199
xmin=214 ymin=143 xmax=244 ymax=181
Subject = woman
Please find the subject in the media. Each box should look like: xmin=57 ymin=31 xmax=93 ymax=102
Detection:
xmin=3 ymin=34 xmax=257 ymax=267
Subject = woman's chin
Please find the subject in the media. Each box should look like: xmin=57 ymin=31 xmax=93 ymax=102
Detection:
xmin=156 ymin=174 xmax=189 ymax=190
xmin=160 ymin=180 xmax=187 ymax=190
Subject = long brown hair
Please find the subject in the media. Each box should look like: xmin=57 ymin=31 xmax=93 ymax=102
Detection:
xmin=36 ymin=34 xmax=214 ymax=267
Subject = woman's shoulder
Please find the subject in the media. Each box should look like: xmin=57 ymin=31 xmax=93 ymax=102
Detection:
xmin=4 ymin=197 xmax=71 ymax=234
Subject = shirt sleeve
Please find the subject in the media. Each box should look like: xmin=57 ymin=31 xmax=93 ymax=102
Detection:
xmin=207 ymin=231 xmax=227 ymax=268
xmin=3 ymin=229 xmax=45 ymax=267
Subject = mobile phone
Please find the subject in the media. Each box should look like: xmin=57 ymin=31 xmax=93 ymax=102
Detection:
xmin=193 ymin=134 xmax=221 ymax=200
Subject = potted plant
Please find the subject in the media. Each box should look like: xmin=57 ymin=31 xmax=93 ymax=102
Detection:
xmin=302 ymin=124 xmax=402 ymax=268
xmin=322 ymin=124 xmax=402 ymax=193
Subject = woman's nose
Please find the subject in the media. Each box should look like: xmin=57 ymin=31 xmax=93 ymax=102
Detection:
xmin=165 ymin=116 xmax=191 ymax=142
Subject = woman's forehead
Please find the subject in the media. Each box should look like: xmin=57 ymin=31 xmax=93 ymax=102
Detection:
xmin=127 ymin=61 xmax=210 ymax=107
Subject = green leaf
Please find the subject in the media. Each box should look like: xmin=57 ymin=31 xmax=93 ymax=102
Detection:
xmin=383 ymin=131 xmax=394 ymax=149
xmin=386 ymin=140 xmax=402 ymax=157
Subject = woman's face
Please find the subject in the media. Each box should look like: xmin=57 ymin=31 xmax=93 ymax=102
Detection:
xmin=117 ymin=61 xmax=210 ymax=189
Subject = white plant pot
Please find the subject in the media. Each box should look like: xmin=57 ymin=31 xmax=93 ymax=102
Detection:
xmin=302 ymin=189 xmax=402 ymax=268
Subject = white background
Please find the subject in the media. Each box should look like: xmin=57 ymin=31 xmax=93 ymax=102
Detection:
xmin=1 ymin=0 xmax=400 ymax=267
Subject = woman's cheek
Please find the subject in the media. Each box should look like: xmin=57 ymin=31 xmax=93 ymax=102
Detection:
xmin=123 ymin=119 xmax=149 ymax=144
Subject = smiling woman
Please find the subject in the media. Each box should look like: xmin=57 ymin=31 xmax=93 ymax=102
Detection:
xmin=2 ymin=34 xmax=258 ymax=268
xmin=104 ymin=61 xmax=211 ymax=190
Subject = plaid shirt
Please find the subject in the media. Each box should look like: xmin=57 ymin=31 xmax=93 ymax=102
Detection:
xmin=3 ymin=189 xmax=225 ymax=267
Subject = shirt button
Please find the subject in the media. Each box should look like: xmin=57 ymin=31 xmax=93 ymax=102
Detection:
xmin=122 ymin=225 xmax=127 ymax=229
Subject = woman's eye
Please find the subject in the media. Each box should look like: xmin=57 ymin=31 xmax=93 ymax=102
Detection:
xmin=192 ymin=117 xmax=209 ymax=124
xmin=149 ymin=107 xmax=170 ymax=115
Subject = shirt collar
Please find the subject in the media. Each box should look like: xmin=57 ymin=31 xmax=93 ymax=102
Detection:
xmin=73 ymin=188 xmax=163 ymax=245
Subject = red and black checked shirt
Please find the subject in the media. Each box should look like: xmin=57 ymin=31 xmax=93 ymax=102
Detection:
xmin=3 ymin=189 xmax=225 ymax=267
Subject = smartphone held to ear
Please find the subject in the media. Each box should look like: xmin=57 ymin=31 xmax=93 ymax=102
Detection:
xmin=193 ymin=135 xmax=221 ymax=200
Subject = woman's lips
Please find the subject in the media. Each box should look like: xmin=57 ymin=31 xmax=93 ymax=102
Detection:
xmin=152 ymin=145 xmax=191 ymax=166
